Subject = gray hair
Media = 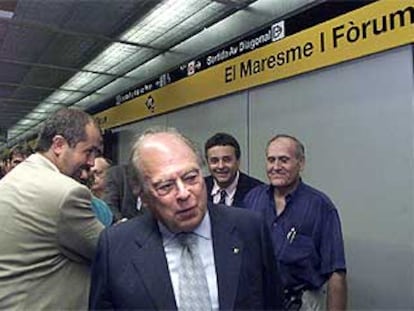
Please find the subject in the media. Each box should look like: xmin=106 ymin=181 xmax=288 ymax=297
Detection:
xmin=128 ymin=126 xmax=204 ymax=195
xmin=266 ymin=134 xmax=305 ymax=160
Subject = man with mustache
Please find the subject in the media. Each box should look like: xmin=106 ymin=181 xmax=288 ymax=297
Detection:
xmin=244 ymin=134 xmax=347 ymax=311
xmin=204 ymin=132 xmax=263 ymax=207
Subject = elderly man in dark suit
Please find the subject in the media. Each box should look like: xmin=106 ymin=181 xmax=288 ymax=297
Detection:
xmin=89 ymin=127 xmax=283 ymax=310
xmin=204 ymin=132 xmax=263 ymax=207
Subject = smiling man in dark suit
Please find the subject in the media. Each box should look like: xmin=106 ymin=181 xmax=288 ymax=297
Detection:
xmin=89 ymin=127 xmax=283 ymax=310
xmin=204 ymin=132 xmax=263 ymax=207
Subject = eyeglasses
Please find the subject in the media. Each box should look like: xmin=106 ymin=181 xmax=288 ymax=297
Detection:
xmin=151 ymin=169 xmax=201 ymax=196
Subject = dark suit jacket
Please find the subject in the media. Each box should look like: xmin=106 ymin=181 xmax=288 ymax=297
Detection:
xmin=205 ymin=171 xmax=263 ymax=208
xmin=102 ymin=164 xmax=141 ymax=222
xmin=89 ymin=203 xmax=283 ymax=310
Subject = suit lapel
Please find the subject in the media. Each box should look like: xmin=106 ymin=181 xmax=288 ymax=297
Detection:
xmin=205 ymin=176 xmax=214 ymax=202
xmin=209 ymin=205 xmax=243 ymax=310
xmin=233 ymin=172 xmax=250 ymax=206
xmin=130 ymin=214 xmax=177 ymax=310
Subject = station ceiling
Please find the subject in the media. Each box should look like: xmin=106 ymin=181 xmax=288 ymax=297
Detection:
xmin=0 ymin=0 xmax=317 ymax=151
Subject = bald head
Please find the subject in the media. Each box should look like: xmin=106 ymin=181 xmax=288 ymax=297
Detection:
xmin=130 ymin=127 xmax=203 ymax=192
xmin=129 ymin=127 xmax=207 ymax=233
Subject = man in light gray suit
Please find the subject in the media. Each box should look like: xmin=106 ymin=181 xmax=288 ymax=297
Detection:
xmin=0 ymin=108 xmax=104 ymax=310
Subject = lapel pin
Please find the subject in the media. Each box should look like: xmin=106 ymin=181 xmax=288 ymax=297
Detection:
xmin=232 ymin=247 xmax=240 ymax=254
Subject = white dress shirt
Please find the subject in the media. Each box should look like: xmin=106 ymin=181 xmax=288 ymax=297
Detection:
xmin=159 ymin=211 xmax=219 ymax=310
xmin=211 ymin=170 xmax=240 ymax=206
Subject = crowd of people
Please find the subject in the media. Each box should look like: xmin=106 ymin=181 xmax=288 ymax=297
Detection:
xmin=0 ymin=107 xmax=347 ymax=310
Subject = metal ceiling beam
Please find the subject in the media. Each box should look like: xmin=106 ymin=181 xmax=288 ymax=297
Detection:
xmin=0 ymin=16 xmax=168 ymax=52
xmin=0 ymin=114 xmax=41 ymax=121
xmin=0 ymin=82 xmax=90 ymax=93
xmin=12 ymin=119 xmax=44 ymax=135
xmin=8 ymin=127 xmax=31 ymax=131
xmin=0 ymin=97 xmax=60 ymax=105
xmin=0 ymin=107 xmax=34 ymax=112
xmin=211 ymin=0 xmax=253 ymax=8
xmin=0 ymin=58 xmax=137 ymax=80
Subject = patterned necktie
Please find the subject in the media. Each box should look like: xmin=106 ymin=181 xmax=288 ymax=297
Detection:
xmin=178 ymin=233 xmax=211 ymax=311
xmin=218 ymin=189 xmax=227 ymax=205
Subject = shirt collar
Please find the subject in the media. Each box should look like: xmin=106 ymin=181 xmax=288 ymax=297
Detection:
xmin=266 ymin=178 xmax=304 ymax=203
xmin=211 ymin=170 xmax=240 ymax=197
xmin=158 ymin=209 xmax=212 ymax=246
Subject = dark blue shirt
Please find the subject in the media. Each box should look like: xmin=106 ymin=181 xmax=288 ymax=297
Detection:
xmin=244 ymin=181 xmax=346 ymax=289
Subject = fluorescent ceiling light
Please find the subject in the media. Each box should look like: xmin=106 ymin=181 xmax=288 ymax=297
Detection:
xmin=34 ymin=103 xmax=62 ymax=113
xmin=71 ymin=0 xmax=228 ymax=110
xmin=17 ymin=119 xmax=36 ymax=127
xmin=0 ymin=9 xmax=14 ymax=19
xmin=25 ymin=111 xmax=48 ymax=120
xmin=84 ymin=0 xmax=212 ymax=76
xmin=5 ymin=0 xmax=247 ymax=145
xmin=85 ymin=43 xmax=140 ymax=73
xmin=63 ymin=72 xmax=101 ymax=90
xmin=46 ymin=90 xmax=77 ymax=103
xmin=122 ymin=0 xmax=211 ymax=45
